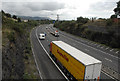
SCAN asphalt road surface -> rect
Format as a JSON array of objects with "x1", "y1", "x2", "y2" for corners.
[{"x1": 30, "y1": 24, "x2": 118, "y2": 81}]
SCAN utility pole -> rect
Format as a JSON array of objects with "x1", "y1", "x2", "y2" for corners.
[
  {"x1": 56, "y1": 14, "x2": 59, "y2": 41},
  {"x1": 57, "y1": 14, "x2": 59, "y2": 21}
]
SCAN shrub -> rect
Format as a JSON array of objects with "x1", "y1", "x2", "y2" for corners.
[
  {"x1": 7, "y1": 31, "x2": 15, "y2": 42},
  {"x1": 12, "y1": 25, "x2": 24, "y2": 34},
  {"x1": 106, "y1": 19, "x2": 113, "y2": 26}
]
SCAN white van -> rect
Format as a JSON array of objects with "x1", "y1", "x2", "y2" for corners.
[{"x1": 39, "y1": 33, "x2": 45, "y2": 40}]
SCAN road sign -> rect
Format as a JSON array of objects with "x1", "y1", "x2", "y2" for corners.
[{"x1": 53, "y1": 21, "x2": 55, "y2": 24}]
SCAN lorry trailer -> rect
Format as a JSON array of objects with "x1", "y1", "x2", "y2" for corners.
[{"x1": 50, "y1": 41, "x2": 102, "y2": 81}]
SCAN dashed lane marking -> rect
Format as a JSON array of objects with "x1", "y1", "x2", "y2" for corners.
[
  {"x1": 105, "y1": 58, "x2": 112, "y2": 62},
  {"x1": 106, "y1": 47, "x2": 109, "y2": 50},
  {"x1": 110, "y1": 49, "x2": 114, "y2": 52},
  {"x1": 73, "y1": 43, "x2": 76, "y2": 46},
  {"x1": 116, "y1": 51, "x2": 119, "y2": 54},
  {"x1": 101, "y1": 46, "x2": 104, "y2": 48},
  {"x1": 97, "y1": 45, "x2": 101, "y2": 47},
  {"x1": 85, "y1": 49, "x2": 89, "y2": 51},
  {"x1": 94, "y1": 43, "x2": 97, "y2": 45}
]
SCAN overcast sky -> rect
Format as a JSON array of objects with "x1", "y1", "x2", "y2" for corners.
[{"x1": 1, "y1": 0, "x2": 119, "y2": 20}]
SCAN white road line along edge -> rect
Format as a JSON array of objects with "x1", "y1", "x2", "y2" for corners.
[
  {"x1": 104, "y1": 58, "x2": 112, "y2": 62},
  {"x1": 35, "y1": 27, "x2": 69, "y2": 81},
  {"x1": 30, "y1": 28, "x2": 43, "y2": 79},
  {"x1": 101, "y1": 71, "x2": 117, "y2": 80}
]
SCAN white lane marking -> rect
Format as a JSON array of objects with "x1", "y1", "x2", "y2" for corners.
[
  {"x1": 30, "y1": 28, "x2": 43, "y2": 79},
  {"x1": 91, "y1": 42, "x2": 94, "y2": 45},
  {"x1": 101, "y1": 71, "x2": 117, "y2": 80},
  {"x1": 73, "y1": 43, "x2": 76, "y2": 46},
  {"x1": 94, "y1": 43, "x2": 97, "y2": 45},
  {"x1": 85, "y1": 49, "x2": 89, "y2": 51},
  {"x1": 88, "y1": 42, "x2": 90, "y2": 44},
  {"x1": 106, "y1": 47, "x2": 109, "y2": 50},
  {"x1": 97, "y1": 45, "x2": 101, "y2": 47},
  {"x1": 105, "y1": 58, "x2": 112, "y2": 62},
  {"x1": 61, "y1": 34, "x2": 120, "y2": 60},
  {"x1": 116, "y1": 51, "x2": 119, "y2": 54},
  {"x1": 110, "y1": 49, "x2": 114, "y2": 52},
  {"x1": 101, "y1": 46, "x2": 104, "y2": 48},
  {"x1": 35, "y1": 27, "x2": 69, "y2": 81}
]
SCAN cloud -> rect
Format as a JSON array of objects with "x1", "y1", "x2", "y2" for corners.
[
  {"x1": 87, "y1": 1, "x2": 117, "y2": 18},
  {"x1": 2, "y1": 0, "x2": 119, "y2": 20},
  {"x1": 25, "y1": 2, "x2": 65, "y2": 11},
  {"x1": 0, "y1": 0, "x2": 2, "y2": 10},
  {"x1": 90, "y1": 2, "x2": 116, "y2": 11},
  {"x1": 2, "y1": 2, "x2": 65, "y2": 17}
]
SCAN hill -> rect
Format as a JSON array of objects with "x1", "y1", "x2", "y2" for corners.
[{"x1": 17, "y1": 16, "x2": 51, "y2": 20}]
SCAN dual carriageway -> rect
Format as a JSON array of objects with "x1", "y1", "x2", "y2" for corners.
[{"x1": 30, "y1": 24, "x2": 120, "y2": 81}]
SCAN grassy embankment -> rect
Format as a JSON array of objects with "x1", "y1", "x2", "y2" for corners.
[{"x1": 2, "y1": 11, "x2": 40, "y2": 79}]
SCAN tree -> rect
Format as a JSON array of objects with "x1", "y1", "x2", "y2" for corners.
[
  {"x1": 12, "y1": 15, "x2": 17, "y2": 19},
  {"x1": 111, "y1": 1, "x2": 120, "y2": 18},
  {"x1": 106, "y1": 19, "x2": 113, "y2": 26},
  {"x1": 5, "y1": 13, "x2": 11, "y2": 18},
  {"x1": 1, "y1": 10, "x2": 5, "y2": 15},
  {"x1": 110, "y1": 14, "x2": 117, "y2": 19},
  {"x1": 77, "y1": 16, "x2": 89, "y2": 24},
  {"x1": 18, "y1": 18, "x2": 21, "y2": 22}
]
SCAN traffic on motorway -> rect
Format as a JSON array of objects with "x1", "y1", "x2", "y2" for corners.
[{"x1": 31, "y1": 24, "x2": 119, "y2": 81}]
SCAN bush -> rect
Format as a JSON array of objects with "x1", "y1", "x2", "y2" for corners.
[
  {"x1": 7, "y1": 31, "x2": 15, "y2": 42},
  {"x1": 77, "y1": 17, "x2": 89, "y2": 24},
  {"x1": 5, "y1": 13, "x2": 11, "y2": 18},
  {"x1": 12, "y1": 25, "x2": 24, "y2": 34},
  {"x1": 18, "y1": 18, "x2": 21, "y2": 22},
  {"x1": 106, "y1": 19, "x2": 113, "y2": 26},
  {"x1": 12, "y1": 15, "x2": 17, "y2": 19}
]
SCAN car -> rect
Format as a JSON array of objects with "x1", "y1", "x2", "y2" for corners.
[
  {"x1": 46, "y1": 27, "x2": 48, "y2": 29},
  {"x1": 39, "y1": 33, "x2": 45, "y2": 40}
]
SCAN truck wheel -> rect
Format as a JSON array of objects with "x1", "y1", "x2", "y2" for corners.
[
  {"x1": 69, "y1": 76, "x2": 74, "y2": 81},
  {"x1": 70, "y1": 77, "x2": 73, "y2": 81},
  {"x1": 53, "y1": 57, "x2": 56, "y2": 62},
  {"x1": 63, "y1": 69, "x2": 67, "y2": 73},
  {"x1": 67, "y1": 72, "x2": 70, "y2": 77}
]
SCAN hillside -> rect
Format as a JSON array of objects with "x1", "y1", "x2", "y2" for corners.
[
  {"x1": 17, "y1": 16, "x2": 51, "y2": 20},
  {"x1": 86, "y1": 19, "x2": 120, "y2": 35},
  {"x1": 54, "y1": 17, "x2": 120, "y2": 48},
  {"x1": 2, "y1": 11, "x2": 40, "y2": 79}
]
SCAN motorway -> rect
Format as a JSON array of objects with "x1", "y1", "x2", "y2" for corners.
[{"x1": 30, "y1": 24, "x2": 119, "y2": 81}]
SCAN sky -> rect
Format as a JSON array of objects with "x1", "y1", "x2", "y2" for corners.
[{"x1": 1, "y1": 0, "x2": 119, "y2": 20}]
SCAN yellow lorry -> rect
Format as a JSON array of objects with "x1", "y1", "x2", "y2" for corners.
[{"x1": 50, "y1": 41, "x2": 102, "y2": 81}]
